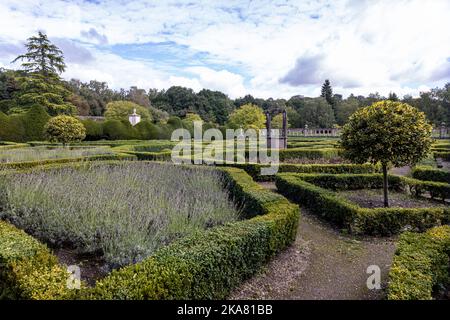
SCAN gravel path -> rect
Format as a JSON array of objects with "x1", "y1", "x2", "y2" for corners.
[{"x1": 229, "y1": 182, "x2": 397, "y2": 300}]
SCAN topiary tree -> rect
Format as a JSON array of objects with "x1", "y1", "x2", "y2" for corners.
[
  {"x1": 44, "y1": 115, "x2": 86, "y2": 145},
  {"x1": 227, "y1": 103, "x2": 266, "y2": 130},
  {"x1": 22, "y1": 104, "x2": 50, "y2": 141},
  {"x1": 81, "y1": 119, "x2": 104, "y2": 141},
  {"x1": 341, "y1": 100, "x2": 433, "y2": 207}
]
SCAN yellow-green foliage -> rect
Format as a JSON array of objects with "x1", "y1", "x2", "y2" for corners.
[
  {"x1": 0, "y1": 220, "x2": 77, "y2": 300},
  {"x1": 0, "y1": 163, "x2": 299, "y2": 300},
  {"x1": 44, "y1": 115, "x2": 86, "y2": 144},
  {"x1": 387, "y1": 225, "x2": 450, "y2": 300},
  {"x1": 341, "y1": 100, "x2": 433, "y2": 167},
  {"x1": 227, "y1": 103, "x2": 266, "y2": 130},
  {"x1": 104, "y1": 101, "x2": 151, "y2": 121}
]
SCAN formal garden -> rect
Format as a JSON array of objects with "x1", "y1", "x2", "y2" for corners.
[{"x1": 1, "y1": 32, "x2": 450, "y2": 302}]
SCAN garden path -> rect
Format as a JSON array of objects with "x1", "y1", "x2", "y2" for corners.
[{"x1": 229, "y1": 182, "x2": 397, "y2": 300}]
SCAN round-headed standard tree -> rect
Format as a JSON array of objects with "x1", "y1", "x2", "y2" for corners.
[
  {"x1": 44, "y1": 115, "x2": 86, "y2": 145},
  {"x1": 340, "y1": 100, "x2": 432, "y2": 207}
]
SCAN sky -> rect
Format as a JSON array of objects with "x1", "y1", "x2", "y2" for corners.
[{"x1": 0, "y1": 0, "x2": 449, "y2": 99}]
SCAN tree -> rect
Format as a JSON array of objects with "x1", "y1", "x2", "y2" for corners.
[
  {"x1": 271, "y1": 113, "x2": 290, "y2": 129},
  {"x1": 12, "y1": 31, "x2": 65, "y2": 78},
  {"x1": 44, "y1": 115, "x2": 86, "y2": 145},
  {"x1": 321, "y1": 79, "x2": 334, "y2": 106},
  {"x1": 104, "y1": 101, "x2": 151, "y2": 121},
  {"x1": 388, "y1": 92, "x2": 399, "y2": 101},
  {"x1": 341, "y1": 100, "x2": 432, "y2": 207},
  {"x1": 11, "y1": 32, "x2": 76, "y2": 115},
  {"x1": 14, "y1": 73, "x2": 77, "y2": 115},
  {"x1": 127, "y1": 86, "x2": 150, "y2": 107},
  {"x1": 298, "y1": 97, "x2": 336, "y2": 128},
  {"x1": 335, "y1": 97, "x2": 360, "y2": 125},
  {"x1": 148, "y1": 106, "x2": 169, "y2": 123},
  {"x1": 227, "y1": 103, "x2": 266, "y2": 130},
  {"x1": 286, "y1": 107, "x2": 302, "y2": 128}
]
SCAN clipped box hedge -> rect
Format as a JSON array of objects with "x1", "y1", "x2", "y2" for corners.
[
  {"x1": 83, "y1": 166, "x2": 299, "y2": 299},
  {"x1": 275, "y1": 173, "x2": 450, "y2": 235},
  {"x1": 222, "y1": 163, "x2": 379, "y2": 181},
  {"x1": 387, "y1": 225, "x2": 450, "y2": 300},
  {"x1": 0, "y1": 220, "x2": 76, "y2": 300},
  {"x1": 0, "y1": 162, "x2": 299, "y2": 299},
  {"x1": 434, "y1": 151, "x2": 450, "y2": 161},
  {"x1": 0, "y1": 153, "x2": 136, "y2": 171},
  {"x1": 279, "y1": 147, "x2": 342, "y2": 161},
  {"x1": 412, "y1": 166, "x2": 450, "y2": 183}
]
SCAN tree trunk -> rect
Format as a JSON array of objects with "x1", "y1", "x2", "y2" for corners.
[{"x1": 382, "y1": 164, "x2": 389, "y2": 208}]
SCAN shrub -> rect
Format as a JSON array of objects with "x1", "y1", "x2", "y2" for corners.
[
  {"x1": 434, "y1": 151, "x2": 450, "y2": 161},
  {"x1": 387, "y1": 225, "x2": 450, "y2": 300},
  {"x1": 81, "y1": 119, "x2": 104, "y2": 141},
  {"x1": 135, "y1": 120, "x2": 159, "y2": 140},
  {"x1": 275, "y1": 173, "x2": 449, "y2": 235},
  {"x1": 82, "y1": 166, "x2": 299, "y2": 299},
  {"x1": 0, "y1": 163, "x2": 299, "y2": 299},
  {"x1": 0, "y1": 162, "x2": 239, "y2": 267},
  {"x1": 0, "y1": 112, "x2": 26, "y2": 142},
  {"x1": 288, "y1": 173, "x2": 404, "y2": 191},
  {"x1": 104, "y1": 101, "x2": 151, "y2": 121},
  {"x1": 22, "y1": 104, "x2": 50, "y2": 141},
  {"x1": 279, "y1": 148, "x2": 341, "y2": 161},
  {"x1": 226, "y1": 163, "x2": 379, "y2": 181},
  {"x1": 412, "y1": 166, "x2": 450, "y2": 183},
  {"x1": 167, "y1": 116, "x2": 184, "y2": 129},
  {"x1": 0, "y1": 220, "x2": 75, "y2": 299},
  {"x1": 102, "y1": 120, "x2": 129, "y2": 140},
  {"x1": 44, "y1": 116, "x2": 86, "y2": 145}
]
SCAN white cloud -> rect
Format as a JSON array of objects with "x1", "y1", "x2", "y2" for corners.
[{"x1": 0, "y1": 0, "x2": 449, "y2": 99}]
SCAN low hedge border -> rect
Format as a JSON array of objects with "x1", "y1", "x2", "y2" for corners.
[
  {"x1": 220, "y1": 163, "x2": 380, "y2": 181},
  {"x1": 0, "y1": 153, "x2": 136, "y2": 171},
  {"x1": 83, "y1": 165, "x2": 299, "y2": 299},
  {"x1": 0, "y1": 143, "x2": 29, "y2": 150},
  {"x1": 434, "y1": 151, "x2": 450, "y2": 161},
  {"x1": 412, "y1": 166, "x2": 450, "y2": 184},
  {"x1": 0, "y1": 220, "x2": 77, "y2": 300},
  {"x1": 279, "y1": 147, "x2": 342, "y2": 161},
  {"x1": 387, "y1": 225, "x2": 450, "y2": 300},
  {"x1": 0, "y1": 162, "x2": 299, "y2": 299},
  {"x1": 275, "y1": 173, "x2": 450, "y2": 235}
]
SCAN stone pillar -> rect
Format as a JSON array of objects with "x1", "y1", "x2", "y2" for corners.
[
  {"x1": 265, "y1": 111, "x2": 271, "y2": 147},
  {"x1": 282, "y1": 110, "x2": 287, "y2": 149}
]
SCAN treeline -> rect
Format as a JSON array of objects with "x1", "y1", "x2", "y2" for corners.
[
  {"x1": 1, "y1": 31, "x2": 449, "y2": 143},
  {"x1": 2, "y1": 65, "x2": 449, "y2": 129}
]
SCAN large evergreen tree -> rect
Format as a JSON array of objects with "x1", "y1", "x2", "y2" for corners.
[
  {"x1": 12, "y1": 31, "x2": 66, "y2": 78},
  {"x1": 321, "y1": 79, "x2": 334, "y2": 106},
  {"x1": 10, "y1": 32, "x2": 75, "y2": 115}
]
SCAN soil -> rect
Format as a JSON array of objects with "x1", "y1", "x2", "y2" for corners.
[
  {"x1": 229, "y1": 183, "x2": 397, "y2": 300},
  {"x1": 337, "y1": 189, "x2": 449, "y2": 208},
  {"x1": 389, "y1": 166, "x2": 411, "y2": 176},
  {"x1": 53, "y1": 248, "x2": 109, "y2": 286}
]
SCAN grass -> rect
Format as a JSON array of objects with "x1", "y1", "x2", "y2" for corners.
[
  {"x1": 0, "y1": 146, "x2": 114, "y2": 163},
  {"x1": 0, "y1": 162, "x2": 240, "y2": 268}
]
